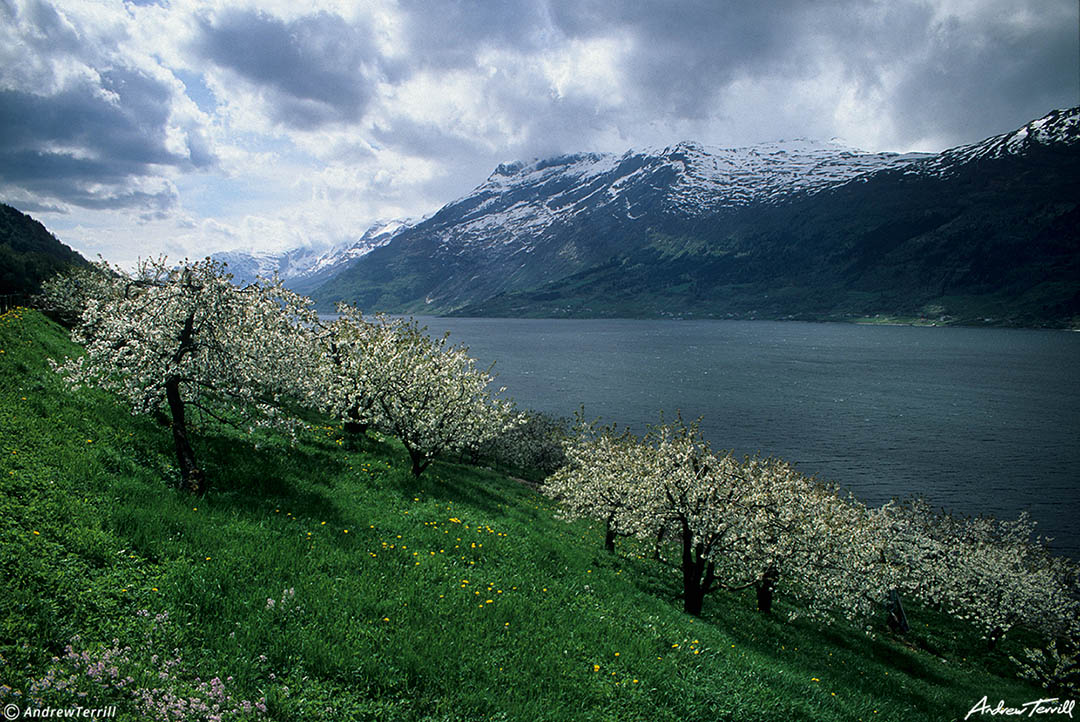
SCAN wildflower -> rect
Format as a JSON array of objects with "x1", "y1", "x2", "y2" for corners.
[{"x1": 593, "y1": 664, "x2": 600, "y2": 672}]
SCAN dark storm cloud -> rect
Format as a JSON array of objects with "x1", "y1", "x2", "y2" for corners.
[
  {"x1": 394, "y1": 0, "x2": 554, "y2": 70},
  {"x1": 0, "y1": 67, "x2": 210, "y2": 211},
  {"x1": 549, "y1": 1, "x2": 812, "y2": 119},
  {"x1": 384, "y1": 0, "x2": 1077, "y2": 152},
  {"x1": 545, "y1": 0, "x2": 1078, "y2": 141},
  {"x1": 193, "y1": 8, "x2": 383, "y2": 129},
  {"x1": 885, "y1": 6, "x2": 1079, "y2": 143}
]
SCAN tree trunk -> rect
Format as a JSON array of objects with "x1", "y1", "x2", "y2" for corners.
[
  {"x1": 682, "y1": 556, "x2": 714, "y2": 616},
  {"x1": 886, "y1": 589, "x2": 910, "y2": 633},
  {"x1": 756, "y1": 565, "x2": 780, "y2": 614},
  {"x1": 407, "y1": 446, "x2": 429, "y2": 477},
  {"x1": 343, "y1": 402, "x2": 368, "y2": 435},
  {"x1": 684, "y1": 585, "x2": 705, "y2": 616},
  {"x1": 604, "y1": 512, "x2": 617, "y2": 553},
  {"x1": 166, "y1": 375, "x2": 205, "y2": 495},
  {"x1": 680, "y1": 524, "x2": 712, "y2": 616}
]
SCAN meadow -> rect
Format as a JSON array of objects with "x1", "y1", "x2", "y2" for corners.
[{"x1": 0, "y1": 308, "x2": 1052, "y2": 721}]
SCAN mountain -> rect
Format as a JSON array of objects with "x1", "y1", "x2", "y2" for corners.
[
  {"x1": 213, "y1": 218, "x2": 408, "y2": 295},
  {"x1": 312, "y1": 108, "x2": 1080, "y2": 327},
  {"x1": 0, "y1": 203, "x2": 88, "y2": 297}
]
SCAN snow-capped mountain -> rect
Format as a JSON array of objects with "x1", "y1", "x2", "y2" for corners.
[
  {"x1": 313, "y1": 107, "x2": 1080, "y2": 326},
  {"x1": 413, "y1": 139, "x2": 930, "y2": 256},
  {"x1": 905, "y1": 106, "x2": 1080, "y2": 178},
  {"x1": 212, "y1": 218, "x2": 409, "y2": 294}
]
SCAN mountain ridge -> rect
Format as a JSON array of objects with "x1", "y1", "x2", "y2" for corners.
[
  {"x1": 0, "y1": 202, "x2": 89, "y2": 298},
  {"x1": 298, "y1": 107, "x2": 1080, "y2": 326}
]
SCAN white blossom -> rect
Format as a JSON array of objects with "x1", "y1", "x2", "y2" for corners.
[{"x1": 53, "y1": 257, "x2": 320, "y2": 493}]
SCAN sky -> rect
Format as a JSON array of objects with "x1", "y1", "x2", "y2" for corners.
[{"x1": 1, "y1": 0, "x2": 1078, "y2": 265}]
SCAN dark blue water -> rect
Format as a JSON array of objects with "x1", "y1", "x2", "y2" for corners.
[{"x1": 411, "y1": 317, "x2": 1080, "y2": 558}]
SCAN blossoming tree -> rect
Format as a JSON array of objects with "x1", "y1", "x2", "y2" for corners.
[
  {"x1": 313, "y1": 304, "x2": 381, "y2": 436},
  {"x1": 878, "y1": 501, "x2": 1078, "y2": 648},
  {"x1": 321, "y1": 308, "x2": 521, "y2": 477},
  {"x1": 54, "y1": 257, "x2": 319, "y2": 494},
  {"x1": 542, "y1": 417, "x2": 650, "y2": 553},
  {"x1": 545, "y1": 414, "x2": 890, "y2": 621}
]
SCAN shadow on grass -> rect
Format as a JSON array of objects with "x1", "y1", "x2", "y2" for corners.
[{"x1": 191, "y1": 429, "x2": 355, "y2": 527}]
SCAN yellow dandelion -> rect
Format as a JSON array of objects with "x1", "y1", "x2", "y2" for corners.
[{"x1": 593, "y1": 664, "x2": 600, "y2": 672}]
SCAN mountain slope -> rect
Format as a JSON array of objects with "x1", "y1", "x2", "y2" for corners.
[
  {"x1": 313, "y1": 108, "x2": 1080, "y2": 326},
  {"x1": 0, "y1": 203, "x2": 88, "y2": 297},
  {"x1": 213, "y1": 218, "x2": 408, "y2": 295}
]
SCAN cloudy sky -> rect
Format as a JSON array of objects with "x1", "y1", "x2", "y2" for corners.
[{"x1": 1, "y1": 0, "x2": 1077, "y2": 265}]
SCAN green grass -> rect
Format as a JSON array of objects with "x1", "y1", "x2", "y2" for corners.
[{"x1": 0, "y1": 308, "x2": 1049, "y2": 720}]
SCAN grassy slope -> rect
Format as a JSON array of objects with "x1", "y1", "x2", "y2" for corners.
[{"x1": 0, "y1": 309, "x2": 1046, "y2": 721}]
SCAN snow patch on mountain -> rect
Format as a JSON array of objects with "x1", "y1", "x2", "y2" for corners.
[
  {"x1": 418, "y1": 137, "x2": 935, "y2": 257},
  {"x1": 213, "y1": 217, "x2": 410, "y2": 290},
  {"x1": 906, "y1": 107, "x2": 1080, "y2": 177}
]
